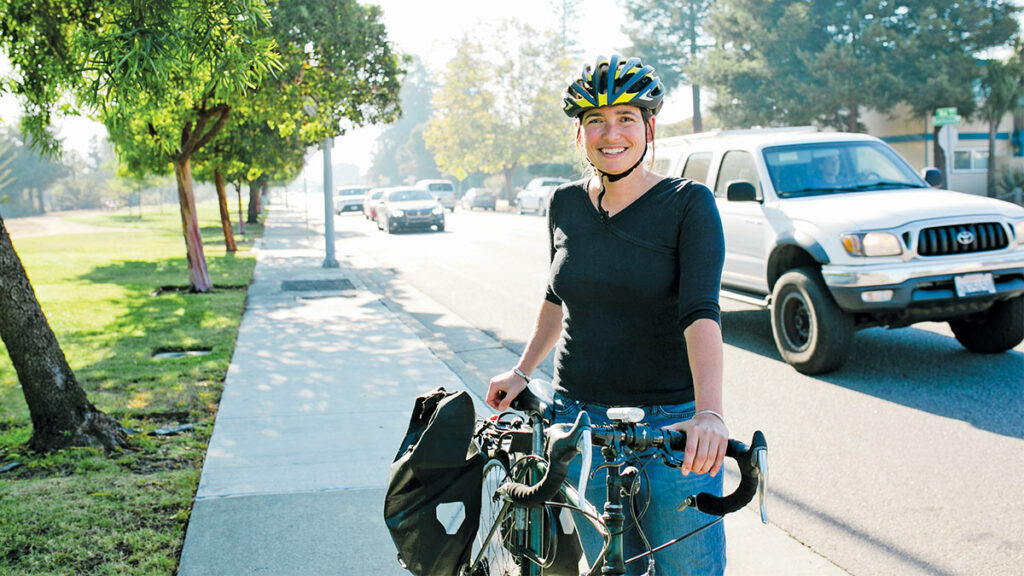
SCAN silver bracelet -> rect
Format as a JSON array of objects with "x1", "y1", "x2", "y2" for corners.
[
  {"x1": 512, "y1": 368, "x2": 531, "y2": 383},
  {"x1": 693, "y1": 409, "x2": 725, "y2": 425}
]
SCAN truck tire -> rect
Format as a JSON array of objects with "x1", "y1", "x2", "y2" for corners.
[
  {"x1": 771, "y1": 268, "x2": 854, "y2": 374},
  {"x1": 949, "y1": 294, "x2": 1024, "y2": 353}
]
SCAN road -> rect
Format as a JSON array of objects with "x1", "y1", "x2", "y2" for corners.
[{"x1": 327, "y1": 202, "x2": 1023, "y2": 576}]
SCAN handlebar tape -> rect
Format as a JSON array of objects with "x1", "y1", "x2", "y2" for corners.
[
  {"x1": 499, "y1": 414, "x2": 589, "y2": 507},
  {"x1": 670, "y1": 430, "x2": 767, "y2": 517},
  {"x1": 499, "y1": 458, "x2": 570, "y2": 507}
]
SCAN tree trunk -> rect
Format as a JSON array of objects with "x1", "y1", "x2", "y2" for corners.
[
  {"x1": 987, "y1": 121, "x2": 998, "y2": 198},
  {"x1": 0, "y1": 216, "x2": 127, "y2": 452},
  {"x1": 214, "y1": 170, "x2": 237, "y2": 252},
  {"x1": 503, "y1": 169, "x2": 516, "y2": 202},
  {"x1": 933, "y1": 125, "x2": 948, "y2": 188},
  {"x1": 235, "y1": 181, "x2": 245, "y2": 235},
  {"x1": 247, "y1": 179, "x2": 260, "y2": 224},
  {"x1": 689, "y1": 13, "x2": 702, "y2": 134},
  {"x1": 692, "y1": 84, "x2": 703, "y2": 133},
  {"x1": 171, "y1": 157, "x2": 213, "y2": 292}
]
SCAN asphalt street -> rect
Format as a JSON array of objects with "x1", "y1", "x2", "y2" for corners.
[{"x1": 323, "y1": 196, "x2": 1023, "y2": 576}]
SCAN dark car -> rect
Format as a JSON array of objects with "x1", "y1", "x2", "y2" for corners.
[
  {"x1": 376, "y1": 187, "x2": 446, "y2": 233},
  {"x1": 461, "y1": 187, "x2": 496, "y2": 211}
]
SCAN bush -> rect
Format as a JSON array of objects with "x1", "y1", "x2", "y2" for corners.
[{"x1": 995, "y1": 165, "x2": 1024, "y2": 205}]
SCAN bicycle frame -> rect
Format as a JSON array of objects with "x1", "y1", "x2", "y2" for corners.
[{"x1": 467, "y1": 403, "x2": 767, "y2": 576}]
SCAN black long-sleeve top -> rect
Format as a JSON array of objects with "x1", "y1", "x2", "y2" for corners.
[{"x1": 545, "y1": 177, "x2": 725, "y2": 406}]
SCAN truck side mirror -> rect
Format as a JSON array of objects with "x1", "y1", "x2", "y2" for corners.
[
  {"x1": 727, "y1": 181, "x2": 759, "y2": 202},
  {"x1": 921, "y1": 168, "x2": 943, "y2": 188}
]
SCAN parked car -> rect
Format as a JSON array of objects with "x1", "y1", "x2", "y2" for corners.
[
  {"x1": 335, "y1": 185, "x2": 370, "y2": 214},
  {"x1": 461, "y1": 187, "x2": 497, "y2": 211},
  {"x1": 363, "y1": 188, "x2": 388, "y2": 220},
  {"x1": 376, "y1": 187, "x2": 446, "y2": 233},
  {"x1": 517, "y1": 177, "x2": 569, "y2": 215},
  {"x1": 415, "y1": 179, "x2": 457, "y2": 212},
  {"x1": 654, "y1": 128, "x2": 1024, "y2": 374}
]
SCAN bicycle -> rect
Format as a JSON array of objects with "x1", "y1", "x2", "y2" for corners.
[{"x1": 460, "y1": 381, "x2": 768, "y2": 576}]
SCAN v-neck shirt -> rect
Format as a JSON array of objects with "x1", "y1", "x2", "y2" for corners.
[{"x1": 544, "y1": 177, "x2": 725, "y2": 406}]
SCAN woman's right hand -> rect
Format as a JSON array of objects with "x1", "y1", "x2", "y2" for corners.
[{"x1": 486, "y1": 370, "x2": 529, "y2": 411}]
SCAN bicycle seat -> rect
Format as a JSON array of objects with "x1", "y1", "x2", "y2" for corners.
[{"x1": 509, "y1": 379, "x2": 554, "y2": 420}]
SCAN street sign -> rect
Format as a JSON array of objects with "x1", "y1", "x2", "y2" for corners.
[
  {"x1": 452, "y1": 167, "x2": 468, "y2": 181},
  {"x1": 934, "y1": 107, "x2": 961, "y2": 126}
]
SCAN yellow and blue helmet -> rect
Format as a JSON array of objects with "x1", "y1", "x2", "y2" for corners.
[{"x1": 562, "y1": 54, "x2": 665, "y2": 118}]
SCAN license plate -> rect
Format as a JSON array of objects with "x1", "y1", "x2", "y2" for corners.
[{"x1": 954, "y1": 273, "x2": 996, "y2": 297}]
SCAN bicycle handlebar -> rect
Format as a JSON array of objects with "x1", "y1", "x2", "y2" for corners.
[{"x1": 498, "y1": 410, "x2": 768, "y2": 518}]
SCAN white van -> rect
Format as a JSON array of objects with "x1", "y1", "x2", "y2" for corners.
[{"x1": 415, "y1": 179, "x2": 457, "y2": 212}]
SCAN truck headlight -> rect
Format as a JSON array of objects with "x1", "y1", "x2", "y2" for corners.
[{"x1": 842, "y1": 232, "x2": 902, "y2": 256}]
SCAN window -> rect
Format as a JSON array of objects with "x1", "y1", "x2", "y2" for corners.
[
  {"x1": 714, "y1": 151, "x2": 761, "y2": 200},
  {"x1": 681, "y1": 152, "x2": 712, "y2": 183},
  {"x1": 953, "y1": 149, "x2": 988, "y2": 172}
]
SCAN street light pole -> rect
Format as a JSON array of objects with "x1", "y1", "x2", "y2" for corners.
[{"x1": 321, "y1": 137, "x2": 339, "y2": 268}]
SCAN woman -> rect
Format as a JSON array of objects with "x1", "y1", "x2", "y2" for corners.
[{"x1": 486, "y1": 54, "x2": 729, "y2": 575}]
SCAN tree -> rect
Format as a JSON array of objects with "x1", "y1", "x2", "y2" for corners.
[
  {"x1": 699, "y1": 0, "x2": 911, "y2": 131},
  {"x1": 0, "y1": 127, "x2": 66, "y2": 217},
  {"x1": 370, "y1": 57, "x2": 438, "y2": 185},
  {"x1": 895, "y1": 1, "x2": 1019, "y2": 184},
  {"x1": 0, "y1": 204, "x2": 127, "y2": 452},
  {"x1": 424, "y1": 24, "x2": 573, "y2": 200},
  {"x1": 267, "y1": 1, "x2": 404, "y2": 147},
  {"x1": 624, "y1": 0, "x2": 713, "y2": 132},
  {"x1": 1, "y1": 0, "x2": 280, "y2": 292},
  {"x1": 978, "y1": 47, "x2": 1024, "y2": 197}
]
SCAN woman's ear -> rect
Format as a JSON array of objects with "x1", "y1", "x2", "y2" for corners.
[{"x1": 647, "y1": 116, "x2": 656, "y2": 141}]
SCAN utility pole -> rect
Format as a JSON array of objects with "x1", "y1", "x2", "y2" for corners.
[{"x1": 322, "y1": 138, "x2": 338, "y2": 268}]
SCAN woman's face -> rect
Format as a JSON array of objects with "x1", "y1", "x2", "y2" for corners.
[{"x1": 579, "y1": 105, "x2": 652, "y2": 175}]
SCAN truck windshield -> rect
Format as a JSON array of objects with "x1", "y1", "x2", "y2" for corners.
[{"x1": 764, "y1": 141, "x2": 927, "y2": 198}]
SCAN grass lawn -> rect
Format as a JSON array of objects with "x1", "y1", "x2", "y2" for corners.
[{"x1": 0, "y1": 203, "x2": 263, "y2": 575}]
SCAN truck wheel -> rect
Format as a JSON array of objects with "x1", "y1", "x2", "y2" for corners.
[
  {"x1": 949, "y1": 295, "x2": 1024, "y2": 353},
  {"x1": 771, "y1": 268, "x2": 854, "y2": 374}
]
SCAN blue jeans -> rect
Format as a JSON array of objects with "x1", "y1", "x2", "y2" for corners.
[{"x1": 553, "y1": 394, "x2": 726, "y2": 576}]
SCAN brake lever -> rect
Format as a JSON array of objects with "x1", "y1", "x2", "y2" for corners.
[
  {"x1": 578, "y1": 428, "x2": 592, "y2": 510},
  {"x1": 755, "y1": 444, "x2": 769, "y2": 524}
]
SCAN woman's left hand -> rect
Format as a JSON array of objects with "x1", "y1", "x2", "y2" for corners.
[{"x1": 665, "y1": 413, "x2": 728, "y2": 477}]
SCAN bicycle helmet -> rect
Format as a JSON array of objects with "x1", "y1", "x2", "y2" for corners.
[{"x1": 562, "y1": 54, "x2": 665, "y2": 119}]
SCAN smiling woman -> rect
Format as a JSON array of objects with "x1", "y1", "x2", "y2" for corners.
[{"x1": 487, "y1": 54, "x2": 730, "y2": 576}]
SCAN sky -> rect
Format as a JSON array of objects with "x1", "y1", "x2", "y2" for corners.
[{"x1": 0, "y1": 0, "x2": 692, "y2": 183}]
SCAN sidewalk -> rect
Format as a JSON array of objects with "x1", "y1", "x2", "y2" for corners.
[{"x1": 177, "y1": 201, "x2": 847, "y2": 575}]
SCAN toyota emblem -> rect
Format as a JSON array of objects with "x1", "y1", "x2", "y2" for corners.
[{"x1": 956, "y1": 230, "x2": 975, "y2": 245}]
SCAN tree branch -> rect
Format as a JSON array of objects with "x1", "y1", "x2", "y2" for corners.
[{"x1": 188, "y1": 104, "x2": 231, "y2": 155}]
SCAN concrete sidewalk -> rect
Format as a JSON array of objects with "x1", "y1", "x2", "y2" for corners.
[{"x1": 177, "y1": 200, "x2": 847, "y2": 575}]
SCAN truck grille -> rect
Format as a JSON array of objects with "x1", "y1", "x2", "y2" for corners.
[{"x1": 917, "y1": 223, "x2": 1009, "y2": 256}]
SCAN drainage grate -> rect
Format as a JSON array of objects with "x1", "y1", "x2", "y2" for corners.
[{"x1": 281, "y1": 278, "x2": 355, "y2": 292}]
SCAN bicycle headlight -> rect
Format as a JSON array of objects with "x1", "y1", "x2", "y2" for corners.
[{"x1": 842, "y1": 232, "x2": 902, "y2": 256}]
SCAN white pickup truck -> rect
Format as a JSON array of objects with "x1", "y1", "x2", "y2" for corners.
[{"x1": 654, "y1": 129, "x2": 1024, "y2": 374}]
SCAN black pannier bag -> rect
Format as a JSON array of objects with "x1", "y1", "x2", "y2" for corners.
[{"x1": 385, "y1": 387, "x2": 484, "y2": 575}]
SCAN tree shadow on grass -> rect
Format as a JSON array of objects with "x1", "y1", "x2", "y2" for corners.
[{"x1": 70, "y1": 257, "x2": 252, "y2": 417}]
